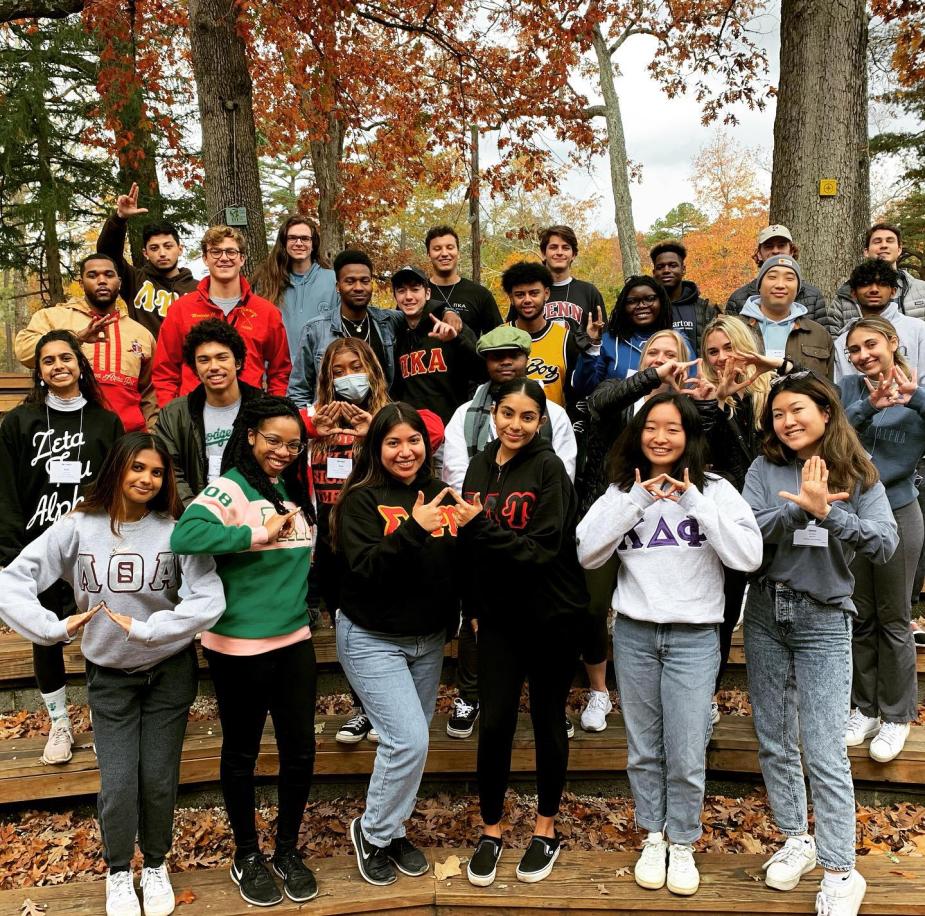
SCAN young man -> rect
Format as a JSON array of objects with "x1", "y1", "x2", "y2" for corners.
[
  {"x1": 738, "y1": 254, "x2": 834, "y2": 377},
  {"x1": 96, "y1": 183, "x2": 197, "y2": 337},
  {"x1": 539, "y1": 225, "x2": 607, "y2": 332},
  {"x1": 504, "y1": 261, "x2": 581, "y2": 410},
  {"x1": 426, "y1": 225, "x2": 503, "y2": 336},
  {"x1": 154, "y1": 319, "x2": 262, "y2": 505},
  {"x1": 834, "y1": 260, "x2": 925, "y2": 383},
  {"x1": 650, "y1": 241, "x2": 717, "y2": 356},
  {"x1": 726, "y1": 225, "x2": 832, "y2": 332},
  {"x1": 390, "y1": 265, "x2": 483, "y2": 424},
  {"x1": 15, "y1": 254, "x2": 157, "y2": 432},
  {"x1": 441, "y1": 324, "x2": 578, "y2": 740},
  {"x1": 830, "y1": 223, "x2": 925, "y2": 332},
  {"x1": 152, "y1": 226, "x2": 291, "y2": 406}
]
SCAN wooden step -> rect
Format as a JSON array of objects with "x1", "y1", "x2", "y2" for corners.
[
  {"x1": 2, "y1": 849, "x2": 923, "y2": 914},
  {"x1": 2, "y1": 713, "x2": 923, "y2": 805}
]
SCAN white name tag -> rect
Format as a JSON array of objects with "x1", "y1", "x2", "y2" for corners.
[
  {"x1": 767, "y1": 349, "x2": 786, "y2": 361},
  {"x1": 48, "y1": 460, "x2": 82, "y2": 485},
  {"x1": 793, "y1": 523, "x2": 828, "y2": 547},
  {"x1": 327, "y1": 457, "x2": 353, "y2": 479},
  {"x1": 208, "y1": 454, "x2": 223, "y2": 480}
]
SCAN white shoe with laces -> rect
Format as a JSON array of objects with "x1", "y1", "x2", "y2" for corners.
[
  {"x1": 42, "y1": 720, "x2": 74, "y2": 765},
  {"x1": 710, "y1": 701, "x2": 720, "y2": 725},
  {"x1": 141, "y1": 864, "x2": 176, "y2": 916},
  {"x1": 580, "y1": 690, "x2": 613, "y2": 732},
  {"x1": 845, "y1": 708, "x2": 880, "y2": 746},
  {"x1": 106, "y1": 870, "x2": 141, "y2": 916},
  {"x1": 869, "y1": 721, "x2": 910, "y2": 763},
  {"x1": 815, "y1": 869, "x2": 866, "y2": 916},
  {"x1": 666, "y1": 843, "x2": 699, "y2": 895},
  {"x1": 633, "y1": 832, "x2": 667, "y2": 890},
  {"x1": 763, "y1": 835, "x2": 817, "y2": 890}
]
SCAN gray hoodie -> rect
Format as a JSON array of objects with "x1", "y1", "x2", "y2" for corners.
[
  {"x1": 740, "y1": 297, "x2": 807, "y2": 356},
  {"x1": 0, "y1": 511, "x2": 224, "y2": 671}
]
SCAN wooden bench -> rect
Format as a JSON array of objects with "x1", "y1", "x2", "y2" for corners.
[
  {"x1": 0, "y1": 372, "x2": 28, "y2": 416},
  {"x1": 2, "y1": 713, "x2": 923, "y2": 805},
  {"x1": 1, "y1": 849, "x2": 923, "y2": 914}
]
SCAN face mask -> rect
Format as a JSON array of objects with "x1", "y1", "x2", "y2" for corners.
[{"x1": 334, "y1": 373, "x2": 370, "y2": 403}]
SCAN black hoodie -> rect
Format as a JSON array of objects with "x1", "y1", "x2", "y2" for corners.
[
  {"x1": 459, "y1": 436, "x2": 589, "y2": 623},
  {"x1": 670, "y1": 280, "x2": 717, "y2": 357}
]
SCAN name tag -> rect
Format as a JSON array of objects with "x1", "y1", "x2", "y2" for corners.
[
  {"x1": 48, "y1": 461, "x2": 82, "y2": 485},
  {"x1": 767, "y1": 349, "x2": 786, "y2": 361},
  {"x1": 208, "y1": 454, "x2": 223, "y2": 480},
  {"x1": 327, "y1": 457, "x2": 353, "y2": 479},
  {"x1": 793, "y1": 523, "x2": 828, "y2": 547}
]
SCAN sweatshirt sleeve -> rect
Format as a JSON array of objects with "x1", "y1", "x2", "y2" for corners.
[
  {"x1": 264, "y1": 310, "x2": 292, "y2": 396},
  {"x1": 170, "y1": 479, "x2": 263, "y2": 555},
  {"x1": 125, "y1": 553, "x2": 226, "y2": 646},
  {"x1": 153, "y1": 406, "x2": 195, "y2": 507},
  {"x1": 152, "y1": 308, "x2": 185, "y2": 407},
  {"x1": 677, "y1": 479, "x2": 763, "y2": 573},
  {"x1": 549, "y1": 404, "x2": 577, "y2": 481},
  {"x1": 96, "y1": 216, "x2": 141, "y2": 309},
  {"x1": 818, "y1": 480, "x2": 899, "y2": 564},
  {"x1": 576, "y1": 483, "x2": 654, "y2": 569},
  {"x1": 14, "y1": 308, "x2": 57, "y2": 369},
  {"x1": 440, "y1": 405, "x2": 469, "y2": 492},
  {"x1": 742, "y1": 458, "x2": 813, "y2": 543},
  {"x1": 0, "y1": 414, "x2": 25, "y2": 565}
]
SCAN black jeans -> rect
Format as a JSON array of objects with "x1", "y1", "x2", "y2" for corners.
[
  {"x1": 476, "y1": 614, "x2": 580, "y2": 825},
  {"x1": 33, "y1": 580, "x2": 75, "y2": 693},
  {"x1": 715, "y1": 567, "x2": 748, "y2": 694},
  {"x1": 205, "y1": 639, "x2": 318, "y2": 858}
]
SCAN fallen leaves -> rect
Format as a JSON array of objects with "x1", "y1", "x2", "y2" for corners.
[
  {"x1": 174, "y1": 888, "x2": 197, "y2": 905},
  {"x1": 434, "y1": 855, "x2": 461, "y2": 880},
  {"x1": 20, "y1": 900, "x2": 46, "y2": 916},
  {"x1": 596, "y1": 882, "x2": 610, "y2": 895},
  {"x1": 614, "y1": 866, "x2": 631, "y2": 878}
]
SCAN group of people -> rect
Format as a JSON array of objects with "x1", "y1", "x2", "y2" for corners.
[{"x1": 0, "y1": 188, "x2": 922, "y2": 916}]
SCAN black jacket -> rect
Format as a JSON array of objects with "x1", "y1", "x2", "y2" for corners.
[
  {"x1": 672, "y1": 281, "x2": 718, "y2": 356},
  {"x1": 460, "y1": 436, "x2": 588, "y2": 623},
  {"x1": 695, "y1": 395, "x2": 759, "y2": 492}
]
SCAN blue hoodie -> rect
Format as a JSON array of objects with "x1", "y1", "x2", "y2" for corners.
[
  {"x1": 279, "y1": 264, "x2": 338, "y2": 362},
  {"x1": 740, "y1": 296, "x2": 807, "y2": 357}
]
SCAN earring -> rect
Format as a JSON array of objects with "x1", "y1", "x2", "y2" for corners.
[{"x1": 39, "y1": 379, "x2": 46, "y2": 387}]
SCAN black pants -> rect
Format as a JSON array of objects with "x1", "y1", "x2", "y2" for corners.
[
  {"x1": 476, "y1": 615, "x2": 580, "y2": 825},
  {"x1": 579, "y1": 556, "x2": 619, "y2": 666},
  {"x1": 33, "y1": 580, "x2": 75, "y2": 693},
  {"x1": 715, "y1": 567, "x2": 748, "y2": 694},
  {"x1": 205, "y1": 639, "x2": 318, "y2": 858},
  {"x1": 456, "y1": 615, "x2": 478, "y2": 703}
]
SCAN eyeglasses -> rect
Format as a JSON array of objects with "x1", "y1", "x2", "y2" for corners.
[
  {"x1": 256, "y1": 430, "x2": 305, "y2": 455},
  {"x1": 207, "y1": 247, "x2": 241, "y2": 260},
  {"x1": 286, "y1": 235, "x2": 312, "y2": 244},
  {"x1": 626, "y1": 294, "x2": 659, "y2": 307}
]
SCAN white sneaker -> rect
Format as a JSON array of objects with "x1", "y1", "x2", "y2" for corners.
[
  {"x1": 845, "y1": 708, "x2": 880, "y2": 746},
  {"x1": 41, "y1": 720, "x2": 74, "y2": 765},
  {"x1": 141, "y1": 864, "x2": 175, "y2": 916},
  {"x1": 815, "y1": 870, "x2": 867, "y2": 916},
  {"x1": 763, "y1": 836, "x2": 817, "y2": 890},
  {"x1": 869, "y1": 721, "x2": 910, "y2": 763},
  {"x1": 710, "y1": 701, "x2": 720, "y2": 725},
  {"x1": 106, "y1": 870, "x2": 141, "y2": 916},
  {"x1": 580, "y1": 690, "x2": 612, "y2": 732},
  {"x1": 666, "y1": 843, "x2": 699, "y2": 895},
  {"x1": 634, "y1": 832, "x2": 667, "y2": 890}
]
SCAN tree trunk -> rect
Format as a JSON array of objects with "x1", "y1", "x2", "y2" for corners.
[
  {"x1": 187, "y1": 0, "x2": 267, "y2": 269},
  {"x1": 34, "y1": 103, "x2": 64, "y2": 304},
  {"x1": 770, "y1": 0, "x2": 869, "y2": 299},
  {"x1": 309, "y1": 114, "x2": 346, "y2": 264},
  {"x1": 469, "y1": 124, "x2": 481, "y2": 284},
  {"x1": 592, "y1": 24, "x2": 640, "y2": 278}
]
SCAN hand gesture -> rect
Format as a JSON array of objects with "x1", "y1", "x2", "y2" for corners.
[
  {"x1": 658, "y1": 358, "x2": 698, "y2": 391},
  {"x1": 411, "y1": 488, "x2": 452, "y2": 532},
  {"x1": 440, "y1": 309, "x2": 463, "y2": 333},
  {"x1": 660, "y1": 468, "x2": 691, "y2": 501},
  {"x1": 76, "y1": 312, "x2": 115, "y2": 344},
  {"x1": 715, "y1": 357, "x2": 754, "y2": 400},
  {"x1": 681, "y1": 362, "x2": 717, "y2": 400},
  {"x1": 778, "y1": 455, "x2": 850, "y2": 520},
  {"x1": 635, "y1": 469, "x2": 669, "y2": 500},
  {"x1": 265, "y1": 508, "x2": 301, "y2": 542},
  {"x1": 586, "y1": 306, "x2": 605, "y2": 343},
  {"x1": 730, "y1": 348, "x2": 781, "y2": 374},
  {"x1": 65, "y1": 601, "x2": 104, "y2": 637},
  {"x1": 449, "y1": 489, "x2": 483, "y2": 527},
  {"x1": 116, "y1": 182, "x2": 149, "y2": 220},
  {"x1": 892, "y1": 365, "x2": 917, "y2": 401},
  {"x1": 313, "y1": 402, "x2": 351, "y2": 437},
  {"x1": 864, "y1": 371, "x2": 901, "y2": 410},
  {"x1": 340, "y1": 402, "x2": 372, "y2": 436},
  {"x1": 105, "y1": 605, "x2": 134, "y2": 635},
  {"x1": 428, "y1": 313, "x2": 458, "y2": 342}
]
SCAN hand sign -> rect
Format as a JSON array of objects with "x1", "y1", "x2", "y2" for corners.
[
  {"x1": 265, "y1": 508, "x2": 301, "y2": 542},
  {"x1": 116, "y1": 182, "x2": 149, "y2": 220},
  {"x1": 428, "y1": 313, "x2": 458, "y2": 341},
  {"x1": 313, "y1": 403, "x2": 352, "y2": 437},
  {"x1": 65, "y1": 601, "x2": 104, "y2": 637},
  {"x1": 715, "y1": 358, "x2": 753, "y2": 400},
  {"x1": 105, "y1": 604, "x2": 134, "y2": 635},
  {"x1": 411, "y1": 488, "x2": 452, "y2": 532},
  {"x1": 864, "y1": 371, "x2": 901, "y2": 410},
  {"x1": 449, "y1": 489, "x2": 482, "y2": 527},
  {"x1": 586, "y1": 306, "x2": 605, "y2": 343},
  {"x1": 778, "y1": 455, "x2": 850, "y2": 519}
]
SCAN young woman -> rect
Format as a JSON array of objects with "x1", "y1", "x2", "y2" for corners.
[
  {"x1": 743, "y1": 373, "x2": 898, "y2": 916},
  {"x1": 0, "y1": 329, "x2": 123, "y2": 766},
  {"x1": 577, "y1": 393, "x2": 762, "y2": 898},
  {"x1": 572, "y1": 275, "x2": 673, "y2": 396},
  {"x1": 458, "y1": 379, "x2": 588, "y2": 887},
  {"x1": 839, "y1": 317, "x2": 923, "y2": 761},
  {"x1": 171, "y1": 396, "x2": 318, "y2": 907},
  {"x1": 330, "y1": 403, "x2": 469, "y2": 888},
  {"x1": 0, "y1": 433, "x2": 223, "y2": 916}
]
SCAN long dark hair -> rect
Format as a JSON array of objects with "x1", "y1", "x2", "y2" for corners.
[
  {"x1": 607, "y1": 392, "x2": 710, "y2": 491},
  {"x1": 221, "y1": 395, "x2": 316, "y2": 523},
  {"x1": 608, "y1": 275, "x2": 672, "y2": 342},
  {"x1": 73, "y1": 432, "x2": 182, "y2": 534},
  {"x1": 330, "y1": 402, "x2": 433, "y2": 550},
  {"x1": 250, "y1": 215, "x2": 327, "y2": 306},
  {"x1": 25, "y1": 330, "x2": 106, "y2": 408}
]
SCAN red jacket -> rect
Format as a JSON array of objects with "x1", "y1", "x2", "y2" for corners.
[{"x1": 152, "y1": 277, "x2": 291, "y2": 406}]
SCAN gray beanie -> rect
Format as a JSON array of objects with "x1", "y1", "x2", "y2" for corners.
[{"x1": 757, "y1": 254, "x2": 802, "y2": 290}]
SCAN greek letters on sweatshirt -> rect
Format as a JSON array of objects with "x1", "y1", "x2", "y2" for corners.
[
  {"x1": 576, "y1": 476, "x2": 763, "y2": 624},
  {"x1": 170, "y1": 468, "x2": 313, "y2": 639},
  {"x1": 0, "y1": 512, "x2": 223, "y2": 671},
  {"x1": 742, "y1": 456, "x2": 898, "y2": 610}
]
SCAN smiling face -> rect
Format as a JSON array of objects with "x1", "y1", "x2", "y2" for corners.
[
  {"x1": 641, "y1": 401, "x2": 686, "y2": 474},
  {"x1": 703, "y1": 329, "x2": 733, "y2": 374},
  {"x1": 640, "y1": 333, "x2": 682, "y2": 372},
  {"x1": 381, "y1": 421, "x2": 426, "y2": 483},
  {"x1": 194, "y1": 340, "x2": 240, "y2": 395},
  {"x1": 492, "y1": 390, "x2": 545, "y2": 454},
  {"x1": 771, "y1": 391, "x2": 828, "y2": 459},
  {"x1": 38, "y1": 340, "x2": 81, "y2": 398},
  {"x1": 427, "y1": 234, "x2": 459, "y2": 277},
  {"x1": 393, "y1": 281, "x2": 429, "y2": 323},
  {"x1": 509, "y1": 281, "x2": 550, "y2": 323},
  {"x1": 652, "y1": 252, "x2": 685, "y2": 293},
  {"x1": 542, "y1": 234, "x2": 575, "y2": 274},
  {"x1": 865, "y1": 229, "x2": 901, "y2": 265},
  {"x1": 759, "y1": 266, "x2": 799, "y2": 313},
  {"x1": 624, "y1": 284, "x2": 661, "y2": 328},
  {"x1": 853, "y1": 280, "x2": 896, "y2": 313},
  {"x1": 845, "y1": 327, "x2": 898, "y2": 379},
  {"x1": 285, "y1": 222, "x2": 314, "y2": 266},
  {"x1": 248, "y1": 416, "x2": 302, "y2": 477},
  {"x1": 121, "y1": 448, "x2": 165, "y2": 509}
]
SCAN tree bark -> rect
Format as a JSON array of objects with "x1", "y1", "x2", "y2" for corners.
[
  {"x1": 187, "y1": 0, "x2": 267, "y2": 268},
  {"x1": 309, "y1": 113, "x2": 346, "y2": 263},
  {"x1": 591, "y1": 24, "x2": 641, "y2": 277},
  {"x1": 34, "y1": 102, "x2": 65, "y2": 304},
  {"x1": 469, "y1": 124, "x2": 481, "y2": 284},
  {"x1": 770, "y1": 0, "x2": 869, "y2": 298}
]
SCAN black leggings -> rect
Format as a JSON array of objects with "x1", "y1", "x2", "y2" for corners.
[
  {"x1": 205, "y1": 639, "x2": 317, "y2": 858},
  {"x1": 715, "y1": 567, "x2": 748, "y2": 694},
  {"x1": 33, "y1": 581, "x2": 76, "y2": 694},
  {"x1": 579, "y1": 556, "x2": 619, "y2": 666},
  {"x1": 476, "y1": 615, "x2": 580, "y2": 825}
]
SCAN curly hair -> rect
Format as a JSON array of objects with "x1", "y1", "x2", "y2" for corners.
[{"x1": 181, "y1": 318, "x2": 246, "y2": 371}]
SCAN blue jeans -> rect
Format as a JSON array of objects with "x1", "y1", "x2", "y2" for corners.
[
  {"x1": 613, "y1": 615, "x2": 718, "y2": 844},
  {"x1": 336, "y1": 614, "x2": 445, "y2": 847},
  {"x1": 744, "y1": 583, "x2": 855, "y2": 872}
]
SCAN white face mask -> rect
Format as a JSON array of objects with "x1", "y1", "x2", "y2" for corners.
[{"x1": 333, "y1": 373, "x2": 370, "y2": 403}]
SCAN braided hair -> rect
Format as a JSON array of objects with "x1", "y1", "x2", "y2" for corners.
[{"x1": 221, "y1": 395, "x2": 316, "y2": 524}]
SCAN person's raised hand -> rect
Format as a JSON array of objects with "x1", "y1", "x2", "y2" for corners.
[
  {"x1": 449, "y1": 489, "x2": 482, "y2": 527},
  {"x1": 76, "y1": 312, "x2": 116, "y2": 344},
  {"x1": 428, "y1": 313, "x2": 458, "y2": 342},
  {"x1": 730, "y1": 348, "x2": 781, "y2": 374},
  {"x1": 65, "y1": 601, "x2": 104, "y2": 637},
  {"x1": 265, "y1": 508, "x2": 301, "y2": 542},
  {"x1": 411, "y1": 488, "x2": 452, "y2": 532},
  {"x1": 339, "y1": 402, "x2": 372, "y2": 436},
  {"x1": 116, "y1": 182, "x2": 149, "y2": 220},
  {"x1": 681, "y1": 362, "x2": 717, "y2": 400},
  {"x1": 586, "y1": 306, "x2": 605, "y2": 343},
  {"x1": 635, "y1": 468, "x2": 671, "y2": 500},
  {"x1": 864, "y1": 371, "x2": 900, "y2": 410},
  {"x1": 715, "y1": 358, "x2": 754, "y2": 400},
  {"x1": 892, "y1": 365, "x2": 917, "y2": 402},
  {"x1": 313, "y1": 402, "x2": 351, "y2": 437},
  {"x1": 660, "y1": 467, "x2": 691, "y2": 501},
  {"x1": 778, "y1": 455, "x2": 850, "y2": 519}
]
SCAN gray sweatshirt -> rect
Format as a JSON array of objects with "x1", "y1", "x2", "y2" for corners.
[
  {"x1": 0, "y1": 511, "x2": 224, "y2": 671},
  {"x1": 743, "y1": 456, "x2": 898, "y2": 610}
]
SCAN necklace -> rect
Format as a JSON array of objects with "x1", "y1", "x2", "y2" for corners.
[
  {"x1": 340, "y1": 313, "x2": 370, "y2": 342},
  {"x1": 433, "y1": 281, "x2": 459, "y2": 308}
]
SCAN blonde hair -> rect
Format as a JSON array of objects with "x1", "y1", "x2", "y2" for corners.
[
  {"x1": 201, "y1": 225, "x2": 246, "y2": 256},
  {"x1": 639, "y1": 329, "x2": 691, "y2": 367},
  {"x1": 701, "y1": 315, "x2": 770, "y2": 429},
  {"x1": 846, "y1": 317, "x2": 912, "y2": 378}
]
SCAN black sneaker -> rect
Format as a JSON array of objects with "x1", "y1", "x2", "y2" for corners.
[
  {"x1": 230, "y1": 852, "x2": 283, "y2": 906},
  {"x1": 271, "y1": 848, "x2": 318, "y2": 902},
  {"x1": 447, "y1": 697, "x2": 480, "y2": 739},
  {"x1": 565, "y1": 716, "x2": 575, "y2": 739},
  {"x1": 467, "y1": 835, "x2": 503, "y2": 887},
  {"x1": 385, "y1": 836, "x2": 428, "y2": 876},
  {"x1": 337, "y1": 712, "x2": 373, "y2": 744},
  {"x1": 350, "y1": 816, "x2": 397, "y2": 886},
  {"x1": 516, "y1": 835, "x2": 561, "y2": 883}
]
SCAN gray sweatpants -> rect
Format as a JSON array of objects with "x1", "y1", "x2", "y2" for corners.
[
  {"x1": 851, "y1": 499, "x2": 922, "y2": 724},
  {"x1": 86, "y1": 646, "x2": 198, "y2": 870}
]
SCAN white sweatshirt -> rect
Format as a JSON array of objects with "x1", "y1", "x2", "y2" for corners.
[{"x1": 576, "y1": 475, "x2": 763, "y2": 624}]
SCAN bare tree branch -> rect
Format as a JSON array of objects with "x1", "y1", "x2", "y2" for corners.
[{"x1": 0, "y1": 0, "x2": 83, "y2": 22}]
